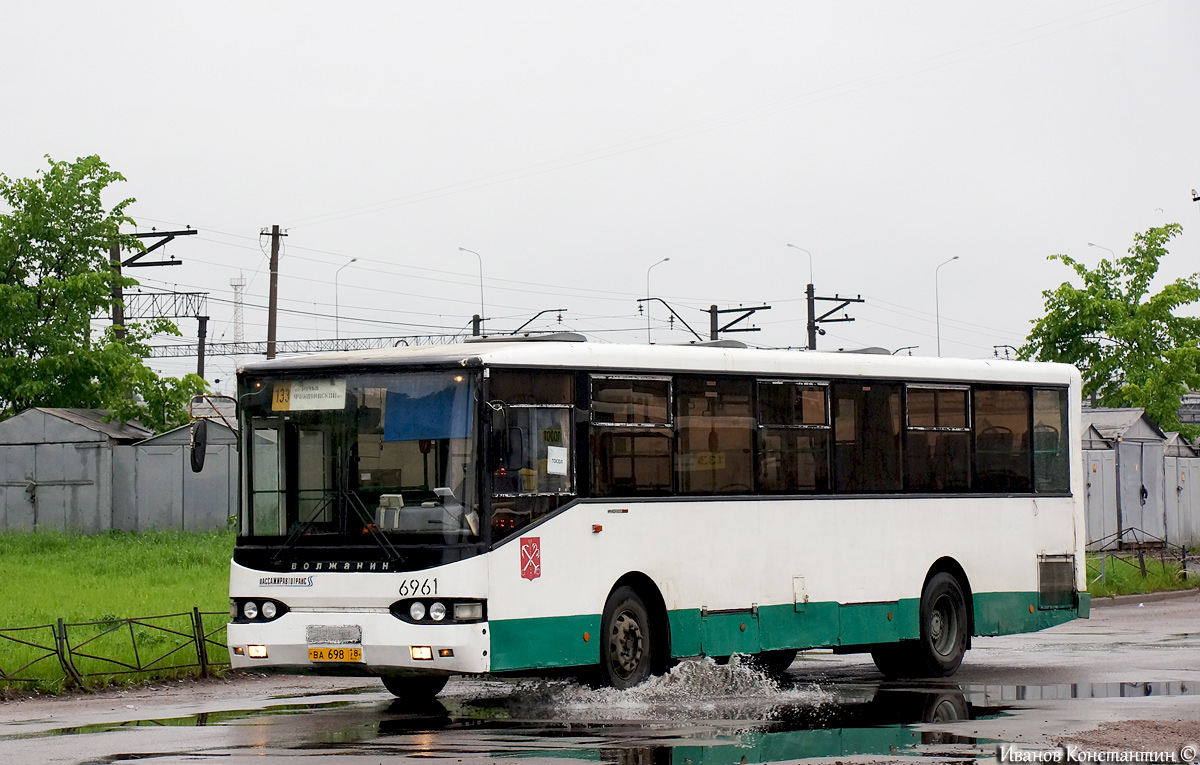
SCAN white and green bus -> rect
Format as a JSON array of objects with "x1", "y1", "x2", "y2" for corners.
[{"x1": 227, "y1": 335, "x2": 1087, "y2": 697}]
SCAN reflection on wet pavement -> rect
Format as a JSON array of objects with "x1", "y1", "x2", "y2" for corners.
[{"x1": 7, "y1": 658, "x2": 1199, "y2": 763}]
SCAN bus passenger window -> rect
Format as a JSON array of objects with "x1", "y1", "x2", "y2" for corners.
[
  {"x1": 757, "y1": 381, "x2": 830, "y2": 493},
  {"x1": 676, "y1": 378, "x2": 754, "y2": 495},
  {"x1": 1033, "y1": 388, "x2": 1069, "y2": 493},
  {"x1": 974, "y1": 387, "x2": 1032, "y2": 492},
  {"x1": 905, "y1": 387, "x2": 970, "y2": 491},
  {"x1": 590, "y1": 375, "x2": 673, "y2": 497},
  {"x1": 832, "y1": 383, "x2": 902, "y2": 493},
  {"x1": 489, "y1": 371, "x2": 573, "y2": 405},
  {"x1": 490, "y1": 407, "x2": 573, "y2": 496},
  {"x1": 590, "y1": 430, "x2": 672, "y2": 496},
  {"x1": 591, "y1": 377, "x2": 671, "y2": 425},
  {"x1": 487, "y1": 371, "x2": 576, "y2": 537}
]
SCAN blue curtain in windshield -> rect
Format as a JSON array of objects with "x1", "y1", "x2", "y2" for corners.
[{"x1": 384, "y1": 376, "x2": 472, "y2": 442}]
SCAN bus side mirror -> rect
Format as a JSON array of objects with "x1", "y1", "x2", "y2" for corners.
[{"x1": 191, "y1": 418, "x2": 208, "y2": 473}]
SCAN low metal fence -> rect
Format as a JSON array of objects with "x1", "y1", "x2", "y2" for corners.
[{"x1": 0, "y1": 607, "x2": 230, "y2": 687}]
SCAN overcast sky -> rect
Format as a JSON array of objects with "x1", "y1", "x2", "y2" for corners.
[{"x1": 4, "y1": 1, "x2": 1198, "y2": 394}]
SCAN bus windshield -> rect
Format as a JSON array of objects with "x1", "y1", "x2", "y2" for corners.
[{"x1": 240, "y1": 371, "x2": 479, "y2": 545}]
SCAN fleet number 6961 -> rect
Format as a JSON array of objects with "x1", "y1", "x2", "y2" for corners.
[{"x1": 399, "y1": 578, "x2": 437, "y2": 596}]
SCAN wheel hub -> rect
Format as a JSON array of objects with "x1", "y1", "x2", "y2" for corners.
[
  {"x1": 930, "y1": 595, "x2": 958, "y2": 657},
  {"x1": 609, "y1": 610, "x2": 644, "y2": 677}
]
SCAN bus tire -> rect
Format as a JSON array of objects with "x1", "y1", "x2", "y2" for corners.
[
  {"x1": 916, "y1": 572, "x2": 968, "y2": 677},
  {"x1": 600, "y1": 586, "x2": 655, "y2": 689},
  {"x1": 381, "y1": 674, "x2": 449, "y2": 699},
  {"x1": 870, "y1": 645, "x2": 911, "y2": 678}
]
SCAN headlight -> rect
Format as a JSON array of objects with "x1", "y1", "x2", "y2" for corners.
[
  {"x1": 409, "y1": 601, "x2": 427, "y2": 621},
  {"x1": 243, "y1": 601, "x2": 258, "y2": 620},
  {"x1": 429, "y1": 602, "x2": 447, "y2": 622},
  {"x1": 261, "y1": 601, "x2": 278, "y2": 620}
]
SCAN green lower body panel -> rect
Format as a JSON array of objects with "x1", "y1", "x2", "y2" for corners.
[
  {"x1": 489, "y1": 591, "x2": 1087, "y2": 672},
  {"x1": 972, "y1": 591, "x2": 1084, "y2": 636},
  {"x1": 489, "y1": 613, "x2": 600, "y2": 672}
]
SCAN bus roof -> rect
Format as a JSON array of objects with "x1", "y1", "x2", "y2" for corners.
[{"x1": 238, "y1": 338, "x2": 1079, "y2": 387}]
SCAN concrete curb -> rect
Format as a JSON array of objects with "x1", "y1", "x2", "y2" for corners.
[{"x1": 1090, "y1": 588, "x2": 1200, "y2": 608}]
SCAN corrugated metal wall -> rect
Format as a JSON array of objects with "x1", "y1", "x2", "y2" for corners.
[
  {"x1": 0, "y1": 445, "x2": 111, "y2": 533},
  {"x1": 0, "y1": 413, "x2": 236, "y2": 533},
  {"x1": 1085, "y1": 444, "x2": 1200, "y2": 549},
  {"x1": 129, "y1": 443, "x2": 236, "y2": 532},
  {"x1": 1165, "y1": 456, "x2": 1200, "y2": 547},
  {"x1": 1084, "y1": 449, "x2": 1117, "y2": 548}
]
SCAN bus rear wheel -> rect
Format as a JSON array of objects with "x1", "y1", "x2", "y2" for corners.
[
  {"x1": 916, "y1": 572, "x2": 968, "y2": 677},
  {"x1": 381, "y1": 674, "x2": 449, "y2": 699},
  {"x1": 747, "y1": 649, "x2": 797, "y2": 677},
  {"x1": 600, "y1": 586, "x2": 655, "y2": 689},
  {"x1": 870, "y1": 645, "x2": 910, "y2": 678},
  {"x1": 871, "y1": 572, "x2": 968, "y2": 679}
]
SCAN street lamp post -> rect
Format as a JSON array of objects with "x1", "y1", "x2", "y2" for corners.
[
  {"x1": 645, "y1": 257, "x2": 670, "y2": 343},
  {"x1": 785, "y1": 243, "x2": 812, "y2": 284},
  {"x1": 458, "y1": 247, "x2": 485, "y2": 334},
  {"x1": 334, "y1": 258, "x2": 357, "y2": 341},
  {"x1": 786, "y1": 243, "x2": 816, "y2": 349},
  {"x1": 935, "y1": 255, "x2": 959, "y2": 358},
  {"x1": 1087, "y1": 242, "x2": 1116, "y2": 259}
]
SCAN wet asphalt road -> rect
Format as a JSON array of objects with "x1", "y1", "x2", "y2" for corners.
[{"x1": 1, "y1": 593, "x2": 1198, "y2": 764}]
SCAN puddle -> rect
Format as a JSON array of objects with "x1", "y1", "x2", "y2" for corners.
[
  {"x1": 0, "y1": 700, "x2": 364, "y2": 740},
  {"x1": 959, "y1": 680, "x2": 1197, "y2": 702},
  {"x1": 11, "y1": 660, "x2": 1200, "y2": 763}
]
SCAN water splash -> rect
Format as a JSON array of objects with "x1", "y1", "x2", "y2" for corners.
[{"x1": 495, "y1": 656, "x2": 831, "y2": 722}]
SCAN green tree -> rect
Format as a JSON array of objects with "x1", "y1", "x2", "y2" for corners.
[
  {"x1": 0, "y1": 155, "x2": 206, "y2": 432},
  {"x1": 1022, "y1": 224, "x2": 1200, "y2": 438}
]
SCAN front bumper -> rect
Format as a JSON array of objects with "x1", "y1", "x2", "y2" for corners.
[{"x1": 227, "y1": 611, "x2": 491, "y2": 674}]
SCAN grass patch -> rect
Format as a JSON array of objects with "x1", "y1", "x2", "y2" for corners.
[
  {"x1": 0, "y1": 529, "x2": 234, "y2": 691},
  {"x1": 1086, "y1": 551, "x2": 1200, "y2": 598}
]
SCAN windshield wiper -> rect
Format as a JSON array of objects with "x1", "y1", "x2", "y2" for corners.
[
  {"x1": 271, "y1": 494, "x2": 334, "y2": 565},
  {"x1": 270, "y1": 490, "x2": 404, "y2": 565},
  {"x1": 344, "y1": 489, "x2": 404, "y2": 563}
]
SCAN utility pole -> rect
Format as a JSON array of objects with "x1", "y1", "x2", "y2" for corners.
[
  {"x1": 806, "y1": 284, "x2": 816, "y2": 350},
  {"x1": 471, "y1": 314, "x2": 482, "y2": 337},
  {"x1": 110, "y1": 244, "x2": 126, "y2": 341},
  {"x1": 708, "y1": 304, "x2": 770, "y2": 340},
  {"x1": 111, "y1": 228, "x2": 197, "y2": 340},
  {"x1": 807, "y1": 290, "x2": 865, "y2": 349},
  {"x1": 196, "y1": 316, "x2": 209, "y2": 378},
  {"x1": 265, "y1": 225, "x2": 285, "y2": 359}
]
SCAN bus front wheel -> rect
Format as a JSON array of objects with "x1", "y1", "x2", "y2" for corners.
[
  {"x1": 916, "y1": 572, "x2": 968, "y2": 677},
  {"x1": 381, "y1": 674, "x2": 449, "y2": 699},
  {"x1": 600, "y1": 586, "x2": 655, "y2": 689}
]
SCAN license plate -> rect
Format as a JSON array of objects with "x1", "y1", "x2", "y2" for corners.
[{"x1": 308, "y1": 646, "x2": 362, "y2": 663}]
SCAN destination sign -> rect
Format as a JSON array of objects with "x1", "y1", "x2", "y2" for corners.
[{"x1": 272, "y1": 379, "x2": 347, "y2": 411}]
